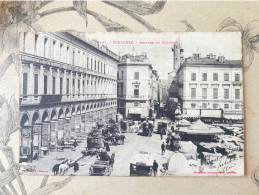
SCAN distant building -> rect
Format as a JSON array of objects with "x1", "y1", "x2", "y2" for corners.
[
  {"x1": 159, "y1": 79, "x2": 169, "y2": 102},
  {"x1": 117, "y1": 53, "x2": 160, "y2": 120},
  {"x1": 176, "y1": 53, "x2": 243, "y2": 121},
  {"x1": 168, "y1": 39, "x2": 184, "y2": 97}
]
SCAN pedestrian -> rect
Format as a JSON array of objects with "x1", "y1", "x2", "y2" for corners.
[
  {"x1": 160, "y1": 129, "x2": 163, "y2": 140},
  {"x1": 73, "y1": 162, "x2": 79, "y2": 173},
  {"x1": 152, "y1": 160, "x2": 158, "y2": 176},
  {"x1": 161, "y1": 142, "x2": 165, "y2": 155},
  {"x1": 33, "y1": 152, "x2": 39, "y2": 161},
  {"x1": 73, "y1": 139, "x2": 78, "y2": 150},
  {"x1": 166, "y1": 136, "x2": 170, "y2": 146},
  {"x1": 148, "y1": 122, "x2": 153, "y2": 136},
  {"x1": 105, "y1": 142, "x2": 110, "y2": 152},
  {"x1": 61, "y1": 139, "x2": 65, "y2": 149}
]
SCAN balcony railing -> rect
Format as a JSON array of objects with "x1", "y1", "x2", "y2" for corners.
[
  {"x1": 20, "y1": 94, "x2": 117, "y2": 105},
  {"x1": 117, "y1": 95, "x2": 151, "y2": 100}
]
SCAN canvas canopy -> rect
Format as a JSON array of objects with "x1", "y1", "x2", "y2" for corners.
[
  {"x1": 179, "y1": 119, "x2": 224, "y2": 135},
  {"x1": 178, "y1": 119, "x2": 191, "y2": 127},
  {"x1": 166, "y1": 152, "x2": 193, "y2": 175},
  {"x1": 179, "y1": 141, "x2": 198, "y2": 160}
]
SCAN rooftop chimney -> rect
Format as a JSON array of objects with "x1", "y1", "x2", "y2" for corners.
[{"x1": 218, "y1": 56, "x2": 225, "y2": 63}]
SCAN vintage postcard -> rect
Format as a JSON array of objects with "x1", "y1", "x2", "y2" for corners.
[
  {"x1": 18, "y1": 32, "x2": 244, "y2": 176},
  {"x1": 1, "y1": 1, "x2": 259, "y2": 194}
]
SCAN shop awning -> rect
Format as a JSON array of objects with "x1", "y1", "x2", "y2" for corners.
[
  {"x1": 176, "y1": 109, "x2": 199, "y2": 119},
  {"x1": 223, "y1": 114, "x2": 243, "y2": 120},
  {"x1": 201, "y1": 109, "x2": 222, "y2": 118},
  {"x1": 128, "y1": 108, "x2": 142, "y2": 114},
  {"x1": 176, "y1": 115, "x2": 199, "y2": 119}
]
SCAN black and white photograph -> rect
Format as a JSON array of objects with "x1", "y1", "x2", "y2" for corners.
[{"x1": 19, "y1": 32, "x2": 244, "y2": 176}]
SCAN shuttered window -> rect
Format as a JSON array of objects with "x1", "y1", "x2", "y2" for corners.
[
  {"x1": 60, "y1": 77, "x2": 63, "y2": 94},
  {"x1": 213, "y1": 88, "x2": 218, "y2": 99},
  {"x1": 73, "y1": 79, "x2": 75, "y2": 94},
  {"x1": 191, "y1": 73, "x2": 196, "y2": 81},
  {"x1": 34, "y1": 74, "x2": 38, "y2": 95},
  {"x1": 235, "y1": 89, "x2": 240, "y2": 99},
  {"x1": 78, "y1": 79, "x2": 80, "y2": 94},
  {"x1": 235, "y1": 74, "x2": 240, "y2": 81},
  {"x1": 66, "y1": 79, "x2": 69, "y2": 94},
  {"x1": 202, "y1": 88, "x2": 207, "y2": 99},
  {"x1": 44, "y1": 75, "x2": 48, "y2": 94},
  {"x1": 224, "y1": 89, "x2": 229, "y2": 99},
  {"x1": 213, "y1": 73, "x2": 218, "y2": 81},
  {"x1": 23, "y1": 73, "x2": 28, "y2": 95},
  {"x1": 52, "y1": 77, "x2": 56, "y2": 94},
  {"x1": 224, "y1": 73, "x2": 229, "y2": 81},
  {"x1": 191, "y1": 88, "x2": 196, "y2": 99},
  {"x1": 202, "y1": 73, "x2": 207, "y2": 81}
]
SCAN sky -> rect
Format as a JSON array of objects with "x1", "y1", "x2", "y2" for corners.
[{"x1": 85, "y1": 32, "x2": 242, "y2": 79}]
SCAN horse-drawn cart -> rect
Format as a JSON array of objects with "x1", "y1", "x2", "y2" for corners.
[
  {"x1": 89, "y1": 152, "x2": 115, "y2": 176},
  {"x1": 82, "y1": 129, "x2": 104, "y2": 156},
  {"x1": 130, "y1": 151, "x2": 153, "y2": 176},
  {"x1": 89, "y1": 160, "x2": 111, "y2": 176},
  {"x1": 154, "y1": 118, "x2": 171, "y2": 135}
]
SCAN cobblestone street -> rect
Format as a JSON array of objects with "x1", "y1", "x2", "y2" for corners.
[{"x1": 23, "y1": 132, "x2": 174, "y2": 176}]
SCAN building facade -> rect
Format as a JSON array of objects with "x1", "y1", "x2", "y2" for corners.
[
  {"x1": 19, "y1": 32, "x2": 118, "y2": 162},
  {"x1": 176, "y1": 53, "x2": 243, "y2": 121},
  {"x1": 117, "y1": 54, "x2": 160, "y2": 120}
]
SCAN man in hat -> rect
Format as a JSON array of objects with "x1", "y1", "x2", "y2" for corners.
[
  {"x1": 161, "y1": 142, "x2": 165, "y2": 155},
  {"x1": 152, "y1": 160, "x2": 158, "y2": 176}
]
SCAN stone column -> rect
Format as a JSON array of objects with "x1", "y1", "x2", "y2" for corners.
[
  {"x1": 70, "y1": 71, "x2": 73, "y2": 95},
  {"x1": 86, "y1": 75, "x2": 89, "y2": 95},
  {"x1": 56, "y1": 68, "x2": 60, "y2": 94},
  {"x1": 80, "y1": 74, "x2": 83, "y2": 96},
  {"x1": 63, "y1": 70, "x2": 67, "y2": 94},
  {"x1": 75, "y1": 73, "x2": 78, "y2": 95}
]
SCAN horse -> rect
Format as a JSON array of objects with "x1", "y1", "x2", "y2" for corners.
[
  {"x1": 52, "y1": 164, "x2": 60, "y2": 175},
  {"x1": 59, "y1": 160, "x2": 70, "y2": 175}
]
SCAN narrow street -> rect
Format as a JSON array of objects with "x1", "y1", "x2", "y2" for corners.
[{"x1": 24, "y1": 132, "x2": 174, "y2": 176}]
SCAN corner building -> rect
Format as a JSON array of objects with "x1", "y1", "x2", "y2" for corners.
[
  {"x1": 19, "y1": 32, "x2": 118, "y2": 162},
  {"x1": 177, "y1": 53, "x2": 243, "y2": 122},
  {"x1": 117, "y1": 54, "x2": 160, "y2": 120}
]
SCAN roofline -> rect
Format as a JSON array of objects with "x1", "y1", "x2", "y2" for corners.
[
  {"x1": 177, "y1": 62, "x2": 242, "y2": 73},
  {"x1": 55, "y1": 32, "x2": 119, "y2": 62},
  {"x1": 118, "y1": 62, "x2": 153, "y2": 69}
]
